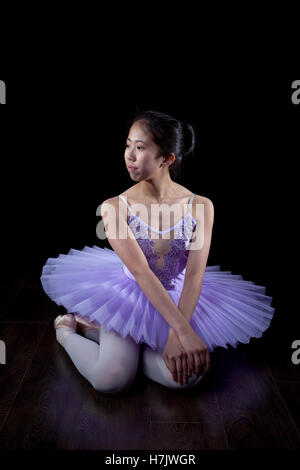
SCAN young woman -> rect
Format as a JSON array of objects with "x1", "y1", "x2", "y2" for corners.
[{"x1": 40, "y1": 110, "x2": 275, "y2": 394}]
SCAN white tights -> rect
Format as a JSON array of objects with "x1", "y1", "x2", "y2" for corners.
[{"x1": 56, "y1": 326, "x2": 204, "y2": 394}]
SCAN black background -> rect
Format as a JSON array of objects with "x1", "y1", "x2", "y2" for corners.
[{"x1": 0, "y1": 76, "x2": 299, "y2": 353}]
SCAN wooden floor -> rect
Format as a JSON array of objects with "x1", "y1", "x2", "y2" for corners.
[{"x1": 0, "y1": 272, "x2": 300, "y2": 451}]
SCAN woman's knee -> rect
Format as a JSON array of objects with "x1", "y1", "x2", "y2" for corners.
[
  {"x1": 142, "y1": 344, "x2": 204, "y2": 390},
  {"x1": 90, "y1": 352, "x2": 140, "y2": 394},
  {"x1": 92, "y1": 374, "x2": 135, "y2": 394},
  {"x1": 91, "y1": 329, "x2": 140, "y2": 393},
  {"x1": 91, "y1": 365, "x2": 137, "y2": 394},
  {"x1": 161, "y1": 354, "x2": 205, "y2": 389},
  {"x1": 164, "y1": 371, "x2": 204, "y2": 390}
]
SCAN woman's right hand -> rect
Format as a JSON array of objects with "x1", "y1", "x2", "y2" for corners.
[
  {"x1": 177, "y1": 325, "x2": 211, "y2": 376},
  {"x1": 162, "y1": 328, "x2": 191, "y2": 384}
]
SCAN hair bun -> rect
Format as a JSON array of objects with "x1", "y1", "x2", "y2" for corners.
[{"x1": 182, "y1": 122, "x2": 196, "y2": 156}]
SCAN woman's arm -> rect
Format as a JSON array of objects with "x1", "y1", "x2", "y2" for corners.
[
  {"x1": 100, "y1": 197, "x2": 191, "y2": 335},
  {"x1": 177, "y1": 196, "x2": 215, "y2": 323},
  {"x1": 134, "y1": 268, "x2": 191, "y2": 333}
]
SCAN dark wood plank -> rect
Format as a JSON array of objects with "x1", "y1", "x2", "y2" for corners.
[
  {"x1": 150, "y1": 422, "x2": 228, "y2": 450},
  {"x1": 213, "y1": 344, "x2": 300, "y2": 449},
  {"x1": 0, "y1": 322, "x2": 151, "y2": 450},
  {"x1": 276, "y1": 383, "x2": 300, "y2": 436},
  {"x1": 132, "y1": 350, "x2": 228, "y2": 450},
  {"x1": 0, "y1": 322, "x2": 48, "y2": 431},
  {"x1": 1, "y1": 307, "x2": 299, "y2": 450},
  {"x1": 143, "y1": 351, "x2": 222, "y2": 424},
  {"x1": 261, "y1": 336, "x2": 300, "y2": 383}
]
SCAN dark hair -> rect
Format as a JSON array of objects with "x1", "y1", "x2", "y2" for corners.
[{"x1": 127, "y1": 109, "x2": 196, "y2": 182}]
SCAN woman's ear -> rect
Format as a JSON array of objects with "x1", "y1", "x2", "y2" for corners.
[{"x1": 165, "y1": 153, "x2": 176, "y2": 167}]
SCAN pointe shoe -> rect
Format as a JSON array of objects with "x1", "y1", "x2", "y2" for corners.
[
  {"x1": 75, "y1": 314, "x2": 101, "y2": 335},
  {"x1": 54, "y1": 314, "x2": 77, "y2": 347}
]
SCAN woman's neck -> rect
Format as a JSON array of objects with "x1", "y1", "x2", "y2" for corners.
[{"x1": 136, "y1": 181, "x2": 180, "y2": 204}]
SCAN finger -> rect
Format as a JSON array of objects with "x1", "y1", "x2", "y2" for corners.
[
  {"x1": 163, "y1": 355, "x2": 169, "y2": 370},
  {"x1": 205, "y1": 350, "x2": 210, "y2": 373},
  {"x1": 200, "y1": 352, "x2": 207, "y2": 375},
  {"x1": 193, "y1": 353, "x2": 201, "y2": 376},
  {"x1": 181, "y1": 354, "x2": 188, "y2": 384},
  {"x1": 163, "y1": 355, "x2": 172, "y2": 376},
  {"x1": 202, "y1": 350, "x2": 209, "y2": 374},
  {"x1": 201, "y1": 352, "x2": 207, "y2": 375},
  {"x1": 176, "y1": 357, "x2": 183, "y2": 384},
  {"x1": 187, "y1": 353, "x2": 194, "y2": 376},
  {"x1": 169, "y1": 358, "x2": 177, "y2": 382}
]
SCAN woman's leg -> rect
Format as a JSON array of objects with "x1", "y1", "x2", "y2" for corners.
[
  {"x1": 141, "y1": 343, "x2": 204, "y2": 390},
  {"x1": 56, "y1": 325, "x2": 140, "y2": 394},
  {"x1": 82, "y1": 328, "x2": 100, "y2": 343}
]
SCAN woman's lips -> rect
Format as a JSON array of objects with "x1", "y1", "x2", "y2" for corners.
[{"x1": 128, "y1": 166, "x2": 137, "y2": 172}]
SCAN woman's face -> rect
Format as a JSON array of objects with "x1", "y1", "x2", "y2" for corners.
[{"x1": 124, "y1": 120, "x2": 165, "y2": 180}]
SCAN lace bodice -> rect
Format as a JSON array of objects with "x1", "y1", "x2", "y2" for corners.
[{"x1": 119, "y1": 193, "x2": 197, "y2": 290}]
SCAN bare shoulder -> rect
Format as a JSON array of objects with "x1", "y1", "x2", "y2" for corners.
[
  {"x1": 101, "y1": 196, "x2": 120, "y2": 206},
  {"x1": 100, "y1": 196, "x2": 127, "y2": 220},
  {"x1": 174, "y1": 183, "x2": 213, "y2": 206},
  {"x1": 193, "y1": 194, "x2": 214, "y2": 207},
  {"x1": 102, "y1": 183, "x2": 138, "y2": 205},
  {"x1": 192, "y1": 194, "x2": 214, "y2": 223}
]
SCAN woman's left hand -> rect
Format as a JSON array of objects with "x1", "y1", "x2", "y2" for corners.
[{"x1": 162, "y1": 328, "x2": 193, "y2": 384}]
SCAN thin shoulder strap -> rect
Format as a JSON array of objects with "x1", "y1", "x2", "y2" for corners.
[
  {"x1": 187, "y1": 192, "x2": 194, "y2": 211},
  {"x1": 119, "y1": 195, "x2": 134, "y2": 213}
]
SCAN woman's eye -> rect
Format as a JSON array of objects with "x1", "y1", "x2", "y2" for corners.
[{"x1": 125, "y1": 143, "x2": 144, "y2": 150}]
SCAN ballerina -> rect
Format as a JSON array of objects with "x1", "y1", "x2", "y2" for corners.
[{"x1": 41, "y1": 109, "x2": 275, "y2": 394}]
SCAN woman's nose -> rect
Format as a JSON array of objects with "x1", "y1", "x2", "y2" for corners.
[{"x1": 127, "y1": 152, "x2": 136, "y2": 162}]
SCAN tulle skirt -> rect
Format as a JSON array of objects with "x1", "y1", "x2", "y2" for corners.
[{"x1": 40, "y1": 245, "x2": 275, "y2": 355}]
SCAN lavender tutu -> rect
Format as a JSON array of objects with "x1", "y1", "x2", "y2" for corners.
[{"x1": 40, "y1": 194, "x2": 275, "y2": 355}]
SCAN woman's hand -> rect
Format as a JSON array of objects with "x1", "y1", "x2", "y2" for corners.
[
  {"x1": 177, "y1": 325, "x2": 210, "y2": 376},
  {"x1": 162, "y1": 328, "x2": 194, "y2": 384}
]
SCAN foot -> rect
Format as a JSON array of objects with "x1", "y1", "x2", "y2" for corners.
[
  {"x1": 54, "y1": 314, "x2": 77, "y2": 347},
  {"x1": 75, "y1": 314, "x2": 101, "y2": 335}
]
